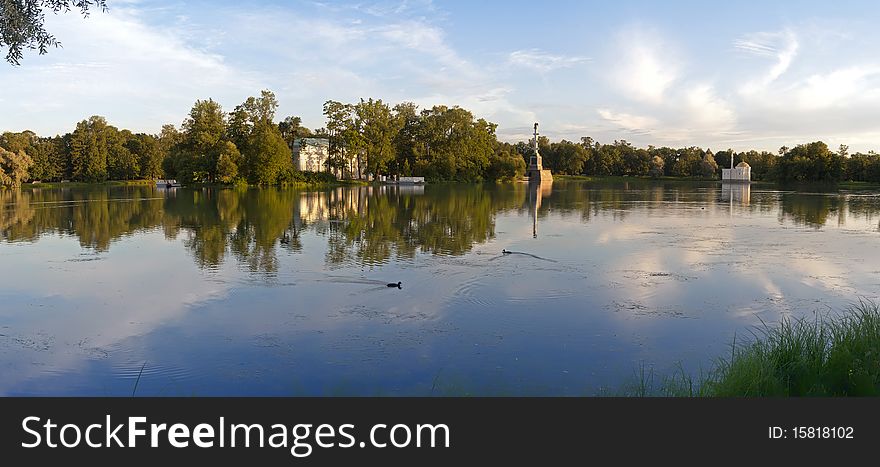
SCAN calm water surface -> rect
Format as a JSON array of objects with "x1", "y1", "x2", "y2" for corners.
[{"x1": 2, "y1": 180, "x2": 879, "y2": 395}]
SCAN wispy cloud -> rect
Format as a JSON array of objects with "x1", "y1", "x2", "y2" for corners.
[
  {"x1": 0, "y1": 5, "x2": 260, "y2": 134},
  {"x1": 736, "y1": 30, "x2": 798, "y2": 94},
  {"x1": 597, "y1": 109, "x2": 657, "y2": 135},
  {"x1": 508, "y1": 48, "x2": 590, "y2": 72}
]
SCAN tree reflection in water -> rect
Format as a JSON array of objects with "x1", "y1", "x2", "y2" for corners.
[{"x1": 3, "y1": 181, "x2": 880, "y2": 275}]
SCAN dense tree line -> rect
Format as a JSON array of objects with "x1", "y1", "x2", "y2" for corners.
[
  {"x1": 1, "y1": 91, "x2": 526, "y2": 186},
  {"x1": 6, "y1": 89, "x2": 880, "y2": 186},
  {"x1": 321, "y1": 99, "x2": 524, "y2": 182},
  {"x1": 526, "y1": 138, "x2": 880, "y2": 183}
]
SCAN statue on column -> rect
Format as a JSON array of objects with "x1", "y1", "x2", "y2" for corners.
[{"x1": 527, "y1": 122, "x2": 551, "y2": 181}]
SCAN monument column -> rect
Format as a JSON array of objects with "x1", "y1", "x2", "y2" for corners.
[{"x1": 527, "y1": 122, "x2": 553, "y2": 182}]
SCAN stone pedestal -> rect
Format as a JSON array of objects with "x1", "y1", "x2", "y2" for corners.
[
  {"x1": 526, "y1": 123, "x2": 553, "y2": 182},
  {"x1": 527, "y1": 154, "x2": 553, "y2": 182}
]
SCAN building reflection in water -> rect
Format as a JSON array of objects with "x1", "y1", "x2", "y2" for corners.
[
  {"x1": 528, "y1": 180, "x2": 553, "y2": 238},
  {"x1": 721, "y1": 183, "x2": 750, "y2": 207}
]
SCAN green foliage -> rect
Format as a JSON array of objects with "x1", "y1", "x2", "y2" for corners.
[
  {"x1": 541, "y1": 140, "x2": 588, "y2": 175},
  {"x1": 0, "y1": 0, "x2": 107, "y2": 65},
  {"x1": 706, "y1": 302, "x2": 880, "y2": 396},
  {"x1": 278, "y1": 168, "x2": 338, "y2": 185},
  {"x1": 13, "y1": 88, "x2": 880, "y2": 186},
  {"x1": 127, "y1": 133, "x2": 164, "y2": 180},
  {"x1": 70, "y1": 116, "x2": 109, "y2": 182},
  {"x1": 242, "y1": 122, "x2": 291, "y2": 185},
  {"x1": 354, "y1": 98, "x2": 398, "y2": 178},
  {"x1": 107, "y1": 128, "x2": 139, "y2": 180},
  {"x1": 278, "y1": 115, "x2": 310, "y2": 150},
  {"x1": 487, "y1": 150, "x2": 526, "y2": 181},
  {"x1": 0, "y1": 147, "x2": 33, "y2": 186},
  {"x1": 649, "y1": 155, "x2": 664, "y2": 178},
  {"x1": 175, "y1": 99, "x2": 227, "y2": 183},
  {"x1": 700, "y1": 151, "x2": 718, "y2": 178},
  {"x1": 773, "y1": 142, "x2": 846, "y2": 182},
  {"x1": 404, "y1": 105, "x2": 496, "y2": 181},
  {"x1": 618, "y1": 302, "x2": 880, "y2": 397},
  {"x1": 215, "y1": 141, "x2": 241, "y2": 184},
  {"x1": 671, "y1": 147, "x2": 704, "y2": 177}
]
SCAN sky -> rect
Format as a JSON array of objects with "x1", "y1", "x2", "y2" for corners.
[{"x1": 3, "y1": 0, "x2": 880, "y2": 151}]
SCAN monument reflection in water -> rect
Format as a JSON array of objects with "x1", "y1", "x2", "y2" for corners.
[
  {"x1": 528, "y1": 180, "x2": 553, "y2": 238},
  {"x1": 721, "y1": 183, "x2": 751, "y2": 206}
]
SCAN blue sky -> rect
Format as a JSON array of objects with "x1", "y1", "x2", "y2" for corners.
[{"x1": 3, "y1": 0, "x2": 880, "y2": 151}]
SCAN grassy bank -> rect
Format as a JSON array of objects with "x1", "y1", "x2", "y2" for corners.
[
  {"x1": 22, "y1": 180, "x2": 155, "y2": 189},
  {"x1": 556, "y1": 174, "x2": 727, "y2": 183},
  {"x1": 619, "y1": 301, "x2": 880, "y2": 397},
  {"x1": 20, "y1": 177, "x2": 370, "y2": 190},
  {"x1": 555, "y1": 174, "x2": 880, "y2": 190}
]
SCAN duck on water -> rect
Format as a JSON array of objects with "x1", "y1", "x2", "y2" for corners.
[{"x1": 387, "y1": 281, "x2": 402, "y2": 289}]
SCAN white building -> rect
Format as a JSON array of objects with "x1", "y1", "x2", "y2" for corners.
[
  {"x1": 293, "y1": 138, "x2": 330, "y2": 172},
  {"x1": 722, "y1": 161, "x2": 751, "y2": 182}
]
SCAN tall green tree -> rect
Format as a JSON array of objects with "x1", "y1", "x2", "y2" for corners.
[
  {"x1": 177, "y1": 99, "x2": 228, "y2": 183},
  {"x1": 354, "y1": 98, "x2": 398, "y2": 178},
  {"x1": 323, "y1": 100, "x2": 356, "y2": 175},
  {"x1": 107, "y1": 127, "x2": 139, "y2": 180},
  {"x1": 69, "y1": 116, "x2": 109, "y2": 182},
  {"x1": 242, "y1": 122, "x2": 290, "y2": 185},
  {"x1": 125, "y1": 133, "x2": 164, "y2": 179},
  {"x1": 700, "y1": 151, "x2": 719, "y2": 178},
  {"x1": 0, "y1": 147, "x2": 32, "y2": 186},
  {"x1": 231, "y1": 90, "x2": 291, "y2": 184}
]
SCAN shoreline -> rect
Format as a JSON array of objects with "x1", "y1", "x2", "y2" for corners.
[{"x1": 13, "y1": 176, "x2": 880, "y2": 192}]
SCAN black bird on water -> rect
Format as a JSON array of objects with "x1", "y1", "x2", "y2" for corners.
[
  {"x1": 502, "y1": 249, "x2": 511, "y2": 254},
  {"x1": 387, "y1": 281, "x2": 402, "y2": 288}
]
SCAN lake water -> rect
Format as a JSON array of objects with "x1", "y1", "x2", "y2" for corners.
[{"x1": 2, "y1": 180, "x2": 879, "y2": 395}]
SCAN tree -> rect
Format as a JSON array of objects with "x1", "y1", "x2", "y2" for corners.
[
  {"x1": 177, "y1": 99, "x2": 227, "y2": 183},
  {"x1": 354, "y1": 98, "x2": 397, "y2": 178},
  {"x1": 700, "y1": 151, "x2": 718, "y2": 178},
  {"x1": 126, "y1": 133, "x2": 163, "y2": 179},
  {"x1": 649, "y1": 155, "x2": 664, "y2": 178},
  {"x1": 242, "y1": 122, "x2": 290, "y2": 185},
  {"x1": 487, "y1": 149, "x2": 525, "y2": 181},
  {"x1": 278, "y1": 116, "x2": 310, "y2": 149},
  {"x1": 392, "y1": 101, "x2": 419, "y2": 176},
  {"x1": 323, "y1": 100, "x2": 355, "y2": 176},
  {"x1": 215, "y1": 141, "x2": 241, "y2": 183},
  {"x1": 409, "y1": 105, "x2": 495, "y2": 181},
  {"x1": 671, "y1": 147, "x2": 704, "y2": 177},
  {"x1": 107, "y1": 127, "x2": 139, "y2": 180},
  {"x1": 230, "y1": 91, "x2": 291, "y2": 184},
  {"x1": 773, "y1": 141, "x2": 844, "y2": 182},
  {"x1": 69, "y1": 116, "x2": 109, "y2": 182},
  {"x1": 544, "y1": 140, "x2": 588, "y2": 175},
  {"x1": 0, "y1": 147, "x2": 33, "y2": 186},
  {"x1": 1, "y1": 1, "x2": 107, "y2": 65}
]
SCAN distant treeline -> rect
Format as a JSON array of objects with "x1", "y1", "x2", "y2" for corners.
[
  {"x1": 3, "y1": 90, "x2": 880, "y2": 186},
  {"x1": 524, "y1": 138, "x2": 880, "y2": 183}
]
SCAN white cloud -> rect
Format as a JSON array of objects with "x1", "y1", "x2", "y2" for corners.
[
  {"x1": 508, "y1": 48, "x2": 590, "y2": 72},
  {"x1": 684, "y1": 84, "x2": 736, "y2": 131},
  {"x1": 737, "y1": 30, "x2": 799, "y2": 95},
  {"x1": 0, "y1": 6, "x2": 260, "y2": 134},
  {"x1": 612, "y1": 30, "x2": 678, "y2": 104},
  {"x1": 795, "y1": 65, "x2": 880, "y2": 109},
  {"x1": 597, "y1": 109, "x2": 657, "y2": 134}
]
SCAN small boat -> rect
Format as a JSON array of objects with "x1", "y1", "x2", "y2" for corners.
[{"x1": 156, "y1": 179, "x2": 182, "y2": 188}]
